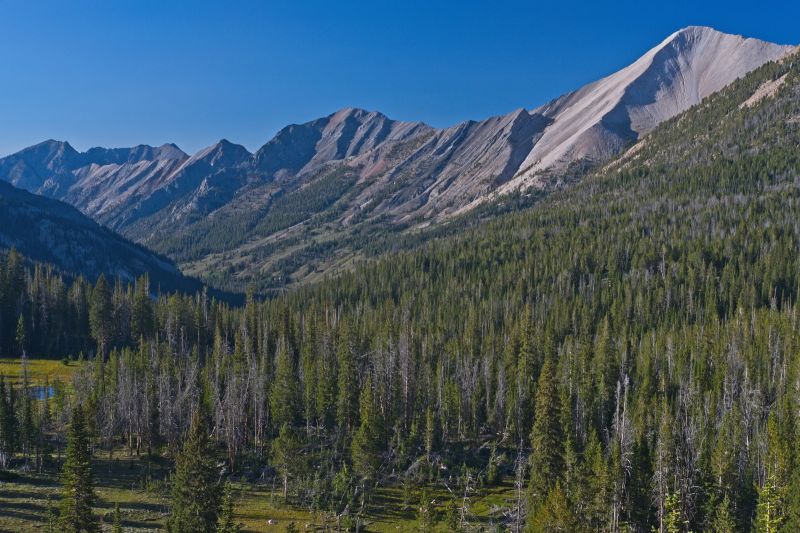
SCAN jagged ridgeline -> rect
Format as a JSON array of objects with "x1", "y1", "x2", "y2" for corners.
[
  {"x1": 0, "y1": 27, "x2": 792, "y2": 292},
  {"x1": 2, "y1": 49, "x2": 800, "y2": 531}
]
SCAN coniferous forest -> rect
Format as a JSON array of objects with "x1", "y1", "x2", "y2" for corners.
[{"x1": 1, "y1": 45, "x2": 800, "y2": 533}]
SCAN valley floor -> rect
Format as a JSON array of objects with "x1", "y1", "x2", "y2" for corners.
[{"x1": 0, "y1": 451, "x2": 515, "y2": 532}]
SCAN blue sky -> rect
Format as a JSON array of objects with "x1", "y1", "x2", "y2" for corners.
[{"x1": 1, "y1": 0, "x2": 797, "y2": 156}]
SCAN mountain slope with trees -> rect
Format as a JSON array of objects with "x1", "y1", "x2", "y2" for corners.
[
  {"x1": 0, "y1": 179, "x2": 202, "y2": 293},
  {"x1": 0, "y1": 27, "x2": 791, "y2": 293},
  {"x1": 1, "y1": 46, "x2": 799, "y2": 532}
]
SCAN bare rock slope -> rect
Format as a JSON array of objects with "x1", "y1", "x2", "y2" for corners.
[
  {"x1": 499, "y1": 26, "x2": 794, "y2": 193},
  {"x1": 0, "y1": 27, "x2": 793, "y2": 289}
]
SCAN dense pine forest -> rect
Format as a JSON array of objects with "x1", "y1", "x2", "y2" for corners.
[{"x1": 1, "y1": 52, "x2": 800, "y2": 531}]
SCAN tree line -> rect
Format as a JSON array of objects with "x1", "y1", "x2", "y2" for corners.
[{"x1": 1, "y1": 51, "x2": 800, "y2": 532}]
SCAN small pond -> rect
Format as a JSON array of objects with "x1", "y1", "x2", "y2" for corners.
[{"x1": 29, "y1": 386, "x2": 55, "y2": 400}]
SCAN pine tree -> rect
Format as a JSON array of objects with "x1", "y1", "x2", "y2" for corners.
[
  {"x1": 527, "y1": 356, "x2": 563, "y2": 507},
  {"x1": 112, "y1": 502, "x2": 123, "y2": 533},
  {"x1": 351, "y1": 375, "x2": 383, "y2": 482},
  {"x1": 578, "y1": 429, "x2": 610, "y2": 531},
  {"x1": 314, "y1": 337, "x2": 336, "y2": 430},
  {"x1": 664, "y1": 493, "x2": 683, "y2": 533},
  {"x1": 709, "y1": 494, "x2": 736, "y2": 533},
  {"x1": 272, "y1": 423, "x2": 302, "y2": 501},
  {"x1": 444, "y1": 495, "x2": 459, "y2": 531},
  {"x1": 417, "y1": 488, "x2": 435, "y2": 532},
  {"x1": 786, "y1": 459, "x2": 800, "y2": 532},
  {"x1": 525, "y1": 481, "x2": 576, "y2": 533},
  {"x1": 217, "y1": 482, "x2": 241, "y2": 533},
  {"x1": 18, "y1": 352, "x2": 34, "y2": 465},
  {"x1": 131, "y1": 275, "x2": 153, "y2": 341},
  {"x1": 269, "y1": 339, "x2": 300, "y2": 428},
  {"x1": 336, "y1": 324, "x2": 358, "y2": 438},
  {"x1": 89, "y1": 275, "x2": 113, "y2": 359},
  {"x1": 754, "y1": 473, "x2": 783, "y2": 533},
  {"x1": 424, "y1": 407, "x2": 440, "y2": 458},
  {"x1": 0, "y1": 378, "x2": 17, "y2": 469},
  {"x1": 59, "y1": 403, "x2": 97, "y2": 533},
  {"x1": 166, "y1": 409, "x2": 222, "y2": 533},
  {"x1": 16, "y1": 313, "x2": 26, "y2": 355},
  {"x1": 45, "y1": 495, "x2": 57, "y2": 533}
]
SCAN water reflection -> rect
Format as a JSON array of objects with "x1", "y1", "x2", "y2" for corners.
[{"x1": 29, "y1": 386, "x2": 55, "y2": 400}]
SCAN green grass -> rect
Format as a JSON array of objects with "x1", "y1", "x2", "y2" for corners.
[
  {"x1": 0, "y1": 359, "x2": 513, "y2": 531},
  {"x1": 0, "y1": 451, "x2": 515, "y2": 532},
  {"x1": 0, "y1": 357, "x2": 80, "y2": 387},
  {"x1": 0, "y1": 453, "x2": 169, "y2": 532}
]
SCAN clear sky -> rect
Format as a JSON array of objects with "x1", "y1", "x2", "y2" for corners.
[{"x1": 1, "y1": 0, "x2": 797, "y2": 156}]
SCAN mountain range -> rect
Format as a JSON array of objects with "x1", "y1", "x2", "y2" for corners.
[{"x1": 0, "y1": 26, "x2": 795, "y2": 291}]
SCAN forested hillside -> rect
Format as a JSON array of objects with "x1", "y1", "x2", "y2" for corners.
[
  {"x1": 2, "y1": 28, "x2": 789, "y2": 294},
  {"x1": 0, "y1": 179, "x2": 204, "y2": 294},
  {"x1": 1, "y1": 51, "x2": 800, "y2": 531}
]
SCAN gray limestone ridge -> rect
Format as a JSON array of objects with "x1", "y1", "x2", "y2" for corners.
[
  {"x1": 498, "y1": 26, "x2": 796, "y2": 194},
  {"x1": 0, "y1": 26, "x2": 795, "y2": 239}
]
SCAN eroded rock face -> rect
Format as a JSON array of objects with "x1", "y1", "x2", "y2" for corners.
[
  {"x1": 501, "y1": 26, "x2": 795, "y2": 193},
  {"x1": 0, "y1": 27, "x2": 793, "y2": 275}
]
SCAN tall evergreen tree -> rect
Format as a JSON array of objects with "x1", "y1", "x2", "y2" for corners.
[
  {"x1": 424, "y1": 407, "x2": 440, "y2": 458},
  {"x1": 525, "y1": 481, "x2": 576, "y2": 533},
  {"x1": 217, "y1": 482, "x2": 241, "y2": 533},
  {"x1": 0, "y1": 378, "x2": 17, "y2": 469},
  {"x1": 336, "y1": 323, "x2": 358, "y2": 438},
  {"x1": 527, "y1": 356, "x2": 563, "y2": 507},
  {"x1": 59, "y1": 403, "x2": 96, "y2": 533},
  {"x1": 131, "y1": 274, "x2": 154, "y2": 341},
  {"x1": 89, "y1": 274, "x2": 113, "y2": 358},
  {"x1": 166, "y1": 409, "x2": 222, "y2": 533},
  {"x1": 112, "y1": 502, "x2": 122, "y2": 533},
  {"x1": 351, "y1": 375, "x2": 383, "y2": 482},
  {"x1": 269, "y1": 339, "x2": 300, "y2": 429},
  {"x1": 709, "y1": 494, "x2": 736, "y2": 533},
  {"x1": 272, "y1": 423, "x2": 302, "y2": 501},
  {"x1": 754, "y1": 473, "x2": 783, "y2": 533},
  {"x1": 16, "y1": 313, "x2": 26, "y2": 355}
]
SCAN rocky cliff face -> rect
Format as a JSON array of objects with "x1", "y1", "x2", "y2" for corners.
[
  {"x1": 500, "y1": 26, "x2": 794, "y2": 193},
  {"x1": 0, "y1": 27, "x2": 793, "y2": 289}
]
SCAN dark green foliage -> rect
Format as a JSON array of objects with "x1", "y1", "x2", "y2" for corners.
[
  {"x1": 526, "y1": 481, "x2": 576, "y2": 533},
  {"x1": 131, "y1": 274, "x2": 154, "y2": 341},
  {"x1": 89, "y1": 274, "x2": 112, "y2": 358},
  {"x1": 59, "y1": 403, "x2": 96, "y2": 533},
  {"x1": 753, "y1": 474, "x2": 783, "y2": 533},
  {"x1": 16, "y1": 313, "x2": 26, "y2": 354},
  {"x1": 710, "y1": 494, "x2": 737, "y2": 533},
  {"x1": 527, "y1": 356, "x2": 562, "y2": 507},
  {"x1": 112, "y1": 502, "x2": 122, "y2": 533},
  {"x1": 0, "y1": 51, "x2": 799, "y2": 533},
  {"x1": 269, "y1": 340, "x2": 301, "y2": 428},
  {"x1": 217, "y1": 482, "x2": 241, "y2": 533},
  {"x1": 272, "y1": 423, "x2": 303, "y2": 501},
  {"x1": 0, "y1": 378, "x2": 17, "y2": 469},
  {"x1": 167, "y1": 410, "x2": 222, "y2": 533},
  {"x1": 45, "y1": 495, "x2": 57, "y2": 532},
  {"x1": 417, "y1": 488, "x2": 436, "y2": 532},
  {"x1": 351, "y1": 375, "x2": 383, "y2": 481},
  {"x1": 335, "y1": 323, "x2": 358, "y2": 439}
]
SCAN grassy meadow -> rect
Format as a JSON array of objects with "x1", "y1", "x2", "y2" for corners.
[
  {"x1": 0, "y1": 358, "x2": 513, "y2": 532},
  {"x1": 0, "y1": 451, "x2": 515, "y2": 531},
  {"x1": 0, "y1": 357, "x2": 79, "y2": 387}
]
